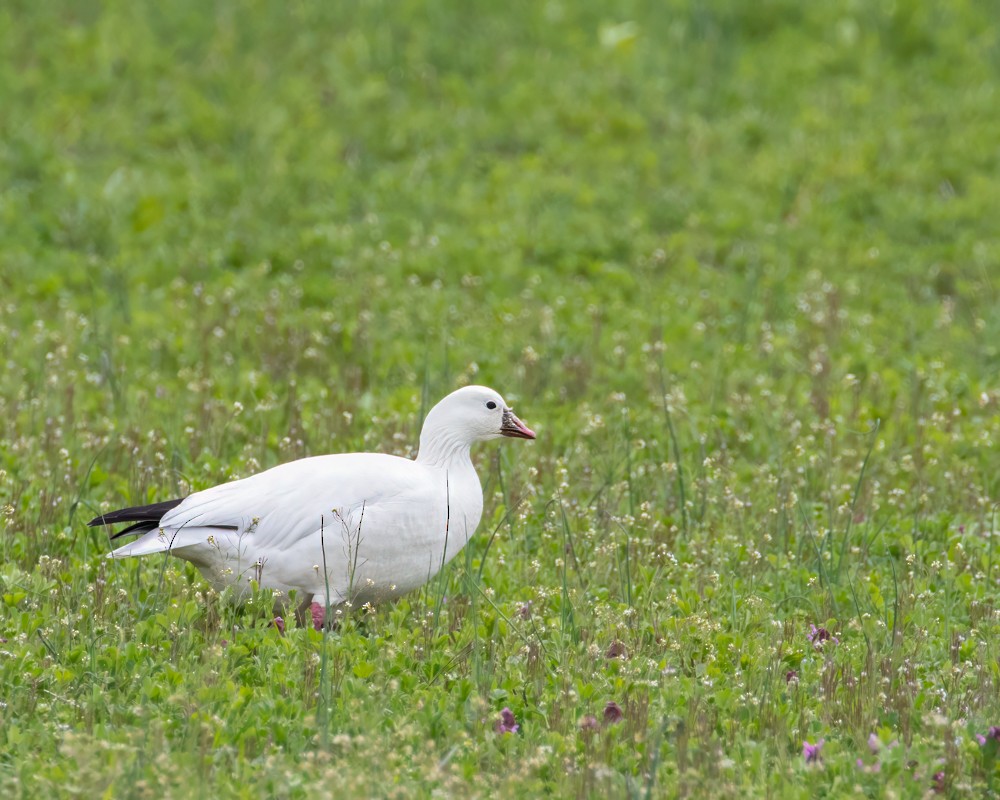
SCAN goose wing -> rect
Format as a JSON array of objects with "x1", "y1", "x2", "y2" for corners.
[{"x1": 110, "y1": 452, "x2": 430, "y2": 557}]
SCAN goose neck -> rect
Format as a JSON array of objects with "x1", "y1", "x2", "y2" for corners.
[{"x1": 415, "y1": 429, "x2": 473, "y2": 468}]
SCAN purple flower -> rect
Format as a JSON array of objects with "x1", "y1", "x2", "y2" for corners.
[
  {"x1": 932, "y1": 771, "x2": 946, "y2": 794},
  {"x1": 867, "y1": 733, "x2": 881, "y2": 753},
  {"x1": 803, "y1": 739, "x2": 824, "y2": 763},
  {"x1": 495, "y1": 707, "x2": 519, "y2": 735},
  {"x1": 976, "y1": 726, "x2": 1000, "y2": 745},
  {"x1": 785, "y1": 670, "x2": 799, "y2": 684},
  {"x1": 273, "y1": 616, "x2": 285, "y2": 635},
  {"x1": 579, "y1": 715, "x2": 600, "y2": 733},
  {"x1": 517, "y1": 602, "x2": 532, "y2": 620},
  {"x1": 808, "y1": 624, "x2": 838, "y2": 646},
  {"x1": 603, "y1": 701, "x2": 624, "y2": 726},
  {"x1": 605, "y1": 640, "x2": 627, "y2": 659}
]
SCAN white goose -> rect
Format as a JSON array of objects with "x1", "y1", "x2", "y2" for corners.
[{"x1": 89, "y1": 386, "x2": 535, "y2": 617}]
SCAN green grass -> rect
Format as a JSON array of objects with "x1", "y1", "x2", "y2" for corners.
[{"x1": 2, "y1": 0, "x2": 1000, "y2": 796}]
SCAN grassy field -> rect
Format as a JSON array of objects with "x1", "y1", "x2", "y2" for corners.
[{"x1": 2, "y1": 0, "x2": 1000, "y2": 796}]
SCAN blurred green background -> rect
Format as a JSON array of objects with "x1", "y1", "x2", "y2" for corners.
[{"x1": 2, "y1": 0, "x2": 999, "y2": 796}]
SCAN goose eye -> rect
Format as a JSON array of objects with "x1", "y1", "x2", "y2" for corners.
[{"x1": 486, "y1": 401, "x2": 497, "y2": 410}]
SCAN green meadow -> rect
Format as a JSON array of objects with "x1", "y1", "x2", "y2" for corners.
[{"x1": 2, "y1": 0, "x2": 999, "y2": 796}]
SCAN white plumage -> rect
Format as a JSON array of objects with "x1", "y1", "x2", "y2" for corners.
[{"x1": 89, "y1": 386, "x2": 535, "y2": 612}]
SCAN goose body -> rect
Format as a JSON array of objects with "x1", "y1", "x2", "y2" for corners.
[{"x1": 90, "y1": 386, "x2": 535, "y2": 609}]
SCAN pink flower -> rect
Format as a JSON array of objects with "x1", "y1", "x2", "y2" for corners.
[
  {"x1": 273, "y1": 616, "x2": 285, "y2": 634},
  {"x1": 495, "y1": 707, "x2": 519, "y2": 734},
  {"x1": 803, "y1": 739, "x2": 824, "y2": 763}
]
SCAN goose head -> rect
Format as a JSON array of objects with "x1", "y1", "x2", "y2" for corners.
[{"x1": 417, "y1": 385, "x2": 535, "y2": 464}]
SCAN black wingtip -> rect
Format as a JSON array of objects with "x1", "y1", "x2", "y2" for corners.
[
  {"x1": 87, "y1": 497, "x2": 186, "y2": 528},
  {"x1": 109, "y1": 521, "x2": 160, "y2": 540}
]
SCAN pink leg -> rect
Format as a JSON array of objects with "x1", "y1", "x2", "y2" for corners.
[{"x1": 310, "y1": 601, "x2": 325, "y2": 631}]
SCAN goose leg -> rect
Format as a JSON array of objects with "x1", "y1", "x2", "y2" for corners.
[{"x1": 293, "y1": 593, "x2": 342, "y2": 631}]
